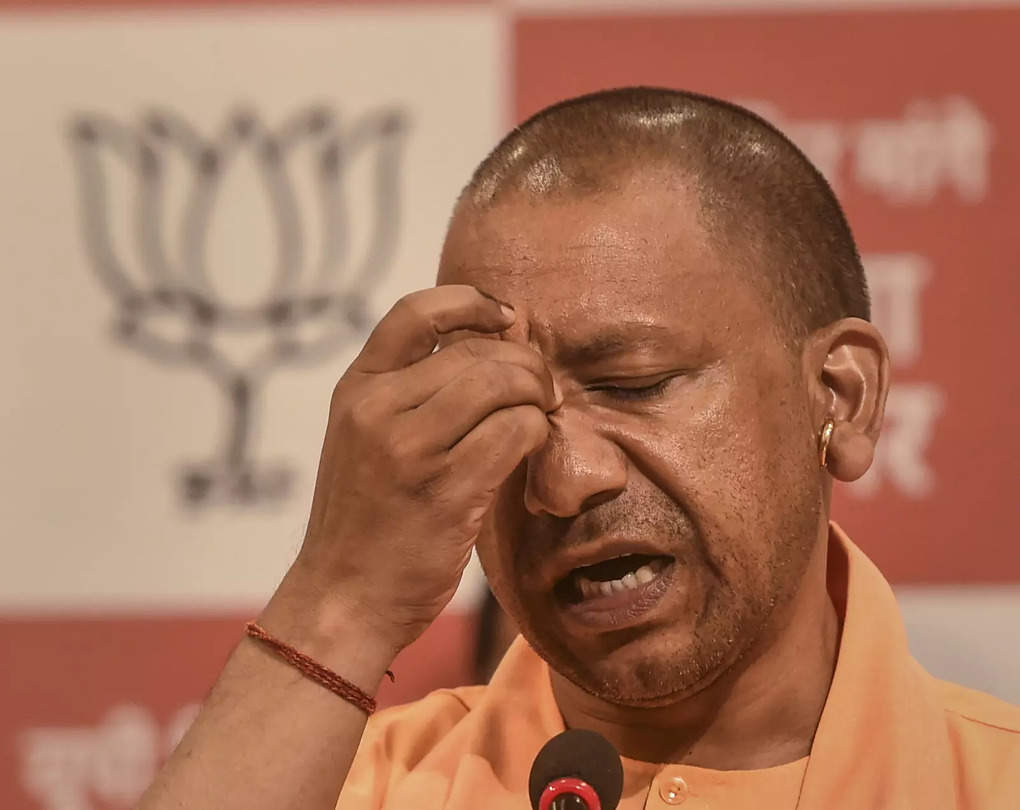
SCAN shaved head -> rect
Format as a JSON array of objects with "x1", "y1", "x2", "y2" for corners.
[{"x1": 459, "y1": 86, "x2": 870, "y2": 341}]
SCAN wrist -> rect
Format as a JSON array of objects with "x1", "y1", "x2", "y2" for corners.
[{"x1": 258, "y1": 563, "x2": 403, "y2": 692}]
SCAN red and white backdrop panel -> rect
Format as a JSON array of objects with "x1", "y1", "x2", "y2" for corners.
[{"x1": 0, "y1": 2, "x2": 1017, "y2": 808}]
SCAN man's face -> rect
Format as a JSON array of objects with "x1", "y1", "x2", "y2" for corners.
[{"x1": 438, "y1": 169, "x2": 825, "y2": 707}]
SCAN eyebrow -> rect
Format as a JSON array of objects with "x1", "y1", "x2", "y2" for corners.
[{"x1": 556, "y1": 323, "x2": 675, "y2": 367}]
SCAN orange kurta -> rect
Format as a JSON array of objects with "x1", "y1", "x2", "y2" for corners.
[{"x1": 338, "y1": 526, "x2": 1020, "y2": 809}]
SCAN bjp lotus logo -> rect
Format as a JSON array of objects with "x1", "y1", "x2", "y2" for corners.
[{"x1": 69, "y1": 105, "x2": 409, "y2": 505}]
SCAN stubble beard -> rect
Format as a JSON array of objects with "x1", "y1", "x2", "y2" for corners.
[
  {"x1": 542, "y1": 489, "x2": 823, "y2": 709},
  {"x1": 550, "y1": 578, "x2": 768, "y2": 709}
]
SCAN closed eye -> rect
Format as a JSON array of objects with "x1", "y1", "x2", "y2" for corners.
[{"x1": 588, "y1": 374, "x2": 680, "y2": 402}]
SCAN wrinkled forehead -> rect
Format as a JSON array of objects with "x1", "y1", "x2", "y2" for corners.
[{"x1": 437, "y1": 179, "x2": 747, "y2": 356}]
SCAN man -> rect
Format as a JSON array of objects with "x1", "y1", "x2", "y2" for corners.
[{"x1": 137, "y1": 88, "x2": 1020, "y2": 810}]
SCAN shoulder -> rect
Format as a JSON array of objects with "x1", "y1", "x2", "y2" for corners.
[
  {"x1": 934, "y1": 678, "x2": 1020, "y2": 802},
  {"x1": 937, "y1": 678, "x2": 1020, "y2": 736},
  {"x1": 338, "y1": 638, "x2": 554, "y2": 809},
  {"x1": 337, "y1": 685, "x2": 488, "y2": 809},
  {"x1": 363, "y1": 684, "x2": 488, "y2": 757}
]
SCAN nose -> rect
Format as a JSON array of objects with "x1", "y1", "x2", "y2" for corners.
[{"x1": 524, "y1": 410, "x2": 628, "y2": 518}]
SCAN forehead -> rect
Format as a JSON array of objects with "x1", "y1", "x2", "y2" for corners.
[{"x1": 439, "y1": 172, "x2": 758, "y2": 354}]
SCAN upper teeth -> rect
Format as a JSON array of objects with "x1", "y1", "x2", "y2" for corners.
[{"x1": 577, "y1": 563, "x2": 660, "y2": 600}]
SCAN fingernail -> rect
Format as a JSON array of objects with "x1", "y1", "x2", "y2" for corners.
[
  {"x1": 499, "y1": 303, "x2": 516, "y2": 321},
  {"x1": 551, "y1": 377, "x2": 563, "y2": 408}
]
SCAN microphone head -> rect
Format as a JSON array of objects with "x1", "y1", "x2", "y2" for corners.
[{"x1": 528, "y1": 729, "x2": 624, "y2": 810}]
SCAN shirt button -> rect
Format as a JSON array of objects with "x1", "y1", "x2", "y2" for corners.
[{"x1": 658, "y1": 775, "x2": 689, "y2": 805}]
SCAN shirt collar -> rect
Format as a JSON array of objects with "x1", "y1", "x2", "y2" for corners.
[{"x1": 798, "y1": 523, "x2": 956, "y2": 809}]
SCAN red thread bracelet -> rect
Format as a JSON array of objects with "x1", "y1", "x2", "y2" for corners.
[{"x1": 245, "y1": 621, "x2": 394, "y2": 714}]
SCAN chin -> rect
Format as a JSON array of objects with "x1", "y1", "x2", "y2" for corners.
[{"x1": 542, "y1": 623, "x2": 749, "y2": 708}]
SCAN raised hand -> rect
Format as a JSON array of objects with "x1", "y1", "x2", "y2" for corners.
[{"x1": 288, "y1": 285, "x2": 558, "y2": 654}]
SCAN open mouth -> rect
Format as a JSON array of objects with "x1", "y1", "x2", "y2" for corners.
[{"x1": 555, "y1": 553, "x2": 675, "y2": 605}]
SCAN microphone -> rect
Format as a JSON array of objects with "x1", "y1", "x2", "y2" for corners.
[{"x1": 528, "y1": 729, "x2": 624, "y2": 810}]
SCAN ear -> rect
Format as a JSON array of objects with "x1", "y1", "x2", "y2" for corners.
[{"x1": 802, "y1": 317, "x2": 890, "y2": 482}]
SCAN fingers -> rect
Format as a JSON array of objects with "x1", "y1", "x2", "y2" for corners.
[
  {"x1": 448, "y1": 404, "x2": 550, "y2": 492},
  {"x1": 386, "y1": 338, "x2": 558, "y2": 411},
  {"x1": 352, "y1": 286, "x2": 514, "y2": 373},
  {"x1": 413, "y1": 360, "x2": 556, "y2": 449}
]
